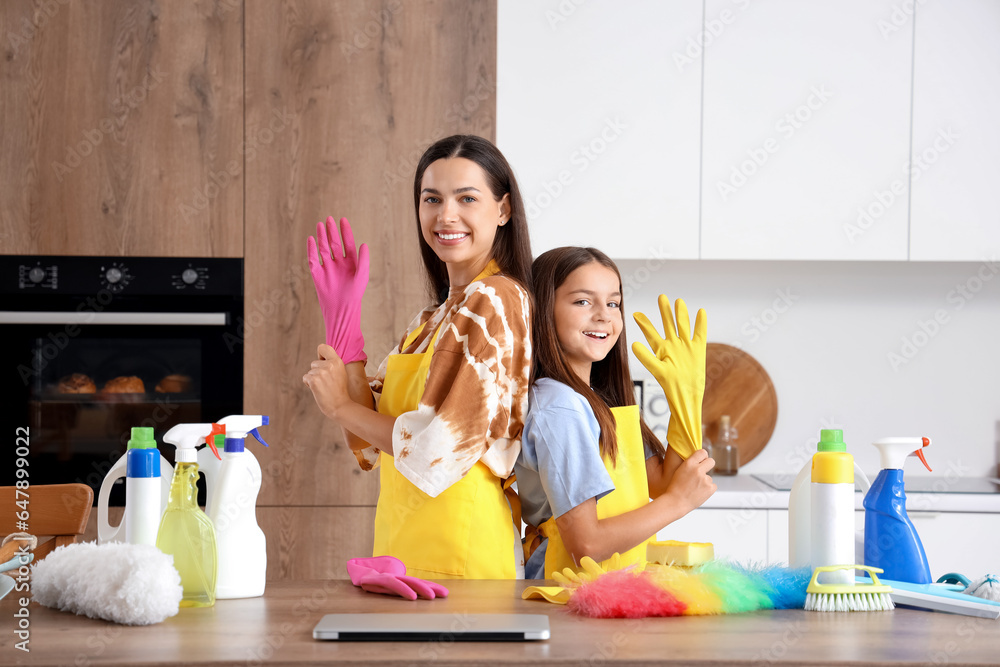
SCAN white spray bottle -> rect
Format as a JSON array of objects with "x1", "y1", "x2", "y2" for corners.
[
  {"x1": 207, "y1": 414, "x2": 270, "y2": 599},
  {"x1": 97, "y1": 427, "x2": 174, "y2": 545}
]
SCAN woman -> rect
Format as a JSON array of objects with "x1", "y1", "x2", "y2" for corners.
[{"x1": 303, "y1": 135, "x2": 533, "y2": 579}]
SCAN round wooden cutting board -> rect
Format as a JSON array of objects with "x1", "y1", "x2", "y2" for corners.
[{"x1": 702, "y1": 343, "x2": 778, "y2": 466}]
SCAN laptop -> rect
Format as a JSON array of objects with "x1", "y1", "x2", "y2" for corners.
[{"x1": 312, "y1": 613, "x2": 550, "y2": 641}]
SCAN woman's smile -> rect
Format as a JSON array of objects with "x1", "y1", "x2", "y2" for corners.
[{"x1": 419, "y1": 157, "x2": 510, "y2": 286}]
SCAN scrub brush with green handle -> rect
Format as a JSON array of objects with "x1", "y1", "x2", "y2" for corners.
[{"x1": 805, "y1": 565, "x2": 894, "y2": 612}]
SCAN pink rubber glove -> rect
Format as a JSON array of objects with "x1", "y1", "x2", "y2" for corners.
[
  {"x1": 346, "y1": 556, "x2": 449, "y2": 601},
  {"x1": 307, "y1": 216, "x2": 369, "y2": 364}
]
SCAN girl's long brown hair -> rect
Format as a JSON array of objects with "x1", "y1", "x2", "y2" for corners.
[
  {"x1": 531, "y1": 247, "x2": 665, "y2": 465},
  {"x1": 413, "y1": 135, "x2": 533, "y2": 302}
]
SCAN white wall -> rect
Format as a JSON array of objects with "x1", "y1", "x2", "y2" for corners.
[{"x1": 617, "y1": 258, "x2": 1000, "y2": 478}]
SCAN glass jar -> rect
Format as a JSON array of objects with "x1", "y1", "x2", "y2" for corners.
[{"x1": 714, "y1": 415, "x2": 740, "y2": 475}]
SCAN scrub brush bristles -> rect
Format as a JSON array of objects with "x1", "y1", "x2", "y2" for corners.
[
  {"x1": 804, "y1": 565, "x2": 895, "y2": 612},
  {"x1": 805, "y1": 590, "x2": 894, "y2": 612}
]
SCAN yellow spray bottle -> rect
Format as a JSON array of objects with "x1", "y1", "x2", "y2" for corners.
[{"x1": 156, "y1": 422, "x2": 223, "y2": 607}]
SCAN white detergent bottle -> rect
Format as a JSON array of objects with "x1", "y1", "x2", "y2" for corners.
[
  {"x1": 97, "y1": 427, "x2": 174, "y2": 545},
  {"x1": 788, "y1": 429, "x2": 870, "y2": 578},
  {"x1": 209, "y1": 414, "x2": 271, "y2": 599}
]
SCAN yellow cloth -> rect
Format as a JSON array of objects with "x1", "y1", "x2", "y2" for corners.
[
  {"x1": 372, "y1": 263, "x2": 518, "y2": 580},
  {"x1": 532, "y1": 405, "x2": 653, "y2": 578},
  {"x1": 632, "y1": 295, "x2": 707, "y2": 460}
]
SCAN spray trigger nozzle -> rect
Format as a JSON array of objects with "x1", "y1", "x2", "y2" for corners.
[
  {"x1": 249, "y1": 428, "x2": 269, "y2": 448},
  {"x1": 915, "y1": 437, "x2": 932, "y2": 472},
  {"x1": 204, "y1": 423, "x2": 225, "y2": 460}
]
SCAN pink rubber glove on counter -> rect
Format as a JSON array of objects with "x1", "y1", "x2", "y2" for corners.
[
  {"x1": 346, "y1": 556, "x2": 449, "y2": 601},
  {"x1": 307, "y1": 216, "x2": 369, "y2": 364}
]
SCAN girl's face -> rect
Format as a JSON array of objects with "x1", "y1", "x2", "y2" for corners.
[
  {"x1": 554, "y1": 261, "x2": 623, "y2": 385},
  {"x1": 419, "y1": 157, "x2": 511, "y2": 287}
]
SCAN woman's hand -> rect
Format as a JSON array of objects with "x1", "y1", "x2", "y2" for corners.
[
  {"x1": 302, "y1": 344, "x2": 352, "y2": 422},
  {"x1": 307, "y1": 217, "x2": 369, "y2": 364},
  {"x1": 663, "y1": 449, "x2": 716, "y2": 515}
]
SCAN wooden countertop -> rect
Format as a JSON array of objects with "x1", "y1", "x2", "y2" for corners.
[{"x1": 2, "y1": 579, "x2": 999, "y2": 666}]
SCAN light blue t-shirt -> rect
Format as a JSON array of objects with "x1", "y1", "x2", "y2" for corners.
[{"x1": 515, "y1": 378, "x2": 655, "y2": 578}]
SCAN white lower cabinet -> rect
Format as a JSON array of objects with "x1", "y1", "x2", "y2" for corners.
[
  {"x1": 669, "y1": 507, "x2": 1000, "y2": 579},
  {"x1": 905, "y1": 511, "x2": 1000, "y2": 580},
  {"x1": 656, "y1": 508, "x2": 768, "y2": 564},
  {"x1": 766, "y1": 509, "x2": 999, "y2": 578}
]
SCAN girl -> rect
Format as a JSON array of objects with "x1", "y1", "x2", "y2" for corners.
[
  {"x1": 515, "y1": 247, "x2": 716, "y2": 579},
  {"x1": 303, "y1": 135, "x2": 533, "y2": 580}
]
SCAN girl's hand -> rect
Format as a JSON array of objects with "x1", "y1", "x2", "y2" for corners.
[
  {"x1": 302, "y1": 343, "x2": 351, "y2": 421},
  {"x1": 632, "y1": 295, "x2": 707, "y2": 460},
  {"x1": 664, "y1": 449, "x2": 716, "y2": 514}
]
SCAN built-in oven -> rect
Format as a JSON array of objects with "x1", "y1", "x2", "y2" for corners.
[{"x1": 1, "y1": 256, "x2": 243, "y2": 505}]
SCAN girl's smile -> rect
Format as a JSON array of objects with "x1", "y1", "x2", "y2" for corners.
[{"x1": 554, "y1": 262, "x2": 623, "y2": 384}]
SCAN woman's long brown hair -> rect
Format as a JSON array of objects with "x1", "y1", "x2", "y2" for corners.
[
  {"x1": 413, "y1": 135, "x2": 533, "y2": 302},
  {"x1": 531, "y1": 247, "x2": 665, "y2": 465}
]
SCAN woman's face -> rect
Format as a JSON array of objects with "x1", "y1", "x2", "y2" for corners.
[
  {"x1": 554, "y1": 261, "x2": 623, "y2": 385},
  {"x1": 419, "y1": 157, "x2": 510, "y2": 287}
]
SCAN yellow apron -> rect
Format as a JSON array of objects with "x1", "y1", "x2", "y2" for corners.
[
  {"x1": 372, "y1": 266, "x2": 518, "y2": 580},
  {"x1": 534, "y1": 405, "x2": 652, "y2": 578}
]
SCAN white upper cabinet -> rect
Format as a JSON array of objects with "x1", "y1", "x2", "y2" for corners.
[
  {"x1": 497, "y1": 0, "x2": 702, "y2": 259},
  {"x1": 910, "y1": 0, "x2": 1000, "y2": 261},
  {"x1": 700, "y1": 0, "x2": 913, "y2": 260}
]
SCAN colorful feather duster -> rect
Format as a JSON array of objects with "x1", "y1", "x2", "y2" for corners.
[{"x1": 565, "y1": 561, "x2": 811, "y2": 619}]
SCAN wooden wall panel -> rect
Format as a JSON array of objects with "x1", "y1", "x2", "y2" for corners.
[
  {"x1": 244, "y1": 0, "x2": 497, "y2": 532},
  {"x1": 259, "y1": 506, "x2": 376, "y2": 580},
  {"x1": 0, "y1": 0, "x2": 243, "y2": 257}
]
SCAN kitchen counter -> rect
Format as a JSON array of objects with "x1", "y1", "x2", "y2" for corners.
[
  {"x1": 3, "y1": 579, "x2": 999, "y2": 666},
  {"x1": 704, "y1": 473, "x2": 1000, "y2": 513}
]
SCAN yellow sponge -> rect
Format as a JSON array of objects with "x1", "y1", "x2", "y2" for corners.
[{"x1": 646, "y1": 540, "x2": 714, "y2": 567}]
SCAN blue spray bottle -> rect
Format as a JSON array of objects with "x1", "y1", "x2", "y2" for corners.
[{"x1": 863, "y1": 437, "x2": 933, "y2": 584}]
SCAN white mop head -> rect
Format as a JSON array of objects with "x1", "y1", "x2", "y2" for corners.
[
  {"x1": 965, "y1": 575, "x2": 1000, "y2": 603},
  {"x1": 31, "y1": 541, "x2": 182, "y2": 625}
]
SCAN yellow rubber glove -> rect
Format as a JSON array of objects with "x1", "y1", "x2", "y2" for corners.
[
  {"x1": 523, "y1": 554, "x2": 645, "y2": 605},
  {"x1": 632, "y1": 295, "x2": 707, "y2": 460}
]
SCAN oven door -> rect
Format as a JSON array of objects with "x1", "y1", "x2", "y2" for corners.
[{"x1": 1, "y1": 308, "x2": 242, "y2": 505}]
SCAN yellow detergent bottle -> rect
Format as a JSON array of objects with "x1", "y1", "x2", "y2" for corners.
[{"x1": 156, "y1": 422, "x2": 223, "y2": 608}]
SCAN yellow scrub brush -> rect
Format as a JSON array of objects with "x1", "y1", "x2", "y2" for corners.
[{"x1": 805, "y1": 565, "x2": 894, "y2": 612}]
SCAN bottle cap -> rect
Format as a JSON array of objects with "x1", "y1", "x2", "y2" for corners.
[
  {"x1": 817, "y1": 429, "x2": 846, "y2": 452},
  {"x1": 127, "y1": 427, "x2": 156, "y2": 449}
]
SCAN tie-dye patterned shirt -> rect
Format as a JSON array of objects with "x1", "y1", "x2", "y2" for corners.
[{"x1": 356, "y1": 266, "x2": 532, "y2": 498}]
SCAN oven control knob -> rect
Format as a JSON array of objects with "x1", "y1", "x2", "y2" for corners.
[
  {"x1": 29, "y1": 267, "x2": 46, "y2": 283},
  {"x1": 105, "y1": 267, "x2": 123, "y2": 284},
  {"x1": 182, "y1": 268, "x2": 199, "y2": 285}
]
